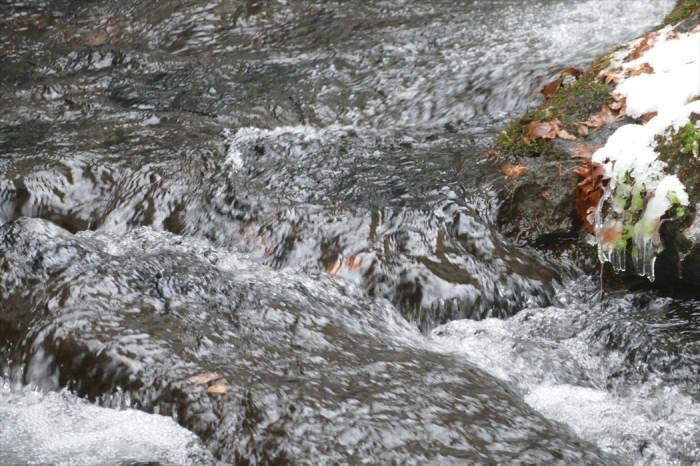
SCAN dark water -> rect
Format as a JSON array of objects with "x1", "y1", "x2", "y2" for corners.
[{"x1": 3, "y1": 0, "x2": 698, "y2": 464}]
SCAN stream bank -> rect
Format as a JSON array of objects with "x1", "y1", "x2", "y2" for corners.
[{"x1": 495, "y1": 0, "x2": 700, "y2": 289}]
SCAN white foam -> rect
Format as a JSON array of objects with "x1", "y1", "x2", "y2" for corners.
[
  {"x1": 0, "y1": 388, "x2": 213, "y2": 466},
  {"x1": 430, "y1": 288, "x2": 700, "y2": 465}
]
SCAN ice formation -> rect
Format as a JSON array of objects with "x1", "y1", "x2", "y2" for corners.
[{"x1": 592, "y1": 25, "x2": 700, "y2": 281}]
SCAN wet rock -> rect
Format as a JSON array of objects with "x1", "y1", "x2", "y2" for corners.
[
  {"x1": 497, "y1": 159, "x2": 580, "y2": 245},
  {"x1": 0, "y1": 218, "x2": 620, "y2": 465}
]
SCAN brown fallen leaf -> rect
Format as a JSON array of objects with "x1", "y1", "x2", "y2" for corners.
[
  {"x1": 666, "y1": 31, "x2": 681, "y2": 41},
  {"x1": 598, "y1": 70, "x2": 620, "y2": 84},
  {"x1": 188, "y1": 372, "x2": 224, "y2": 386},
  {"x1": 630, "y1": 63, "x2": 654, "y2": 77},
  {"x1": 523, "y1": 118, "x2": 563, "y2": 145},
  {"x1": 327, "y1": 256, "x2": 363, "y2": 277},
  {"x1": 629, "y1": 33, "x2": 657, "y2": 61},
  {"x1": 539, "y1": 189, "x2": 552, "y2": 201},
  {"x1": 573, "y1": 159, "x2": 609, "y2": 233},
  {"x1": 540, "y1": 77, "x2": 565, "y2": 100},
  {"x1": 574, "y1": 122, "x2": 590, "y2": 137},
  {"x1": 641, "y1": 111, "x2": 657, "y2": 123},
  {"x1": 540, "y1": 68, "x2": 583, "y2": 100},
  {"x1": 207, "y1": 382, "x2": 231, "y2": 394},
  {"x1": 609, "y1": 94, "x2": 627, "y2": 118},
  {"x1": 558, "y1": 129, "x2": 577, "y2": 141},
  {"x1": 580, "y1": 104, "x2": 624, "y2": 131},
  {"x1": 501, "y1": 163, "x2": 528, "y2": 180},
  {"x1": 487, "y1": 150, "x2": 499, "y2": 158},
  {"x1": 572, "y1": 144, "x2": 604, "y2": 159}
]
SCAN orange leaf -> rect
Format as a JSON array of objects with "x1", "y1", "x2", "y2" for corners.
[
  {"x1": 327, "y1": 256, "x2": 363, "y2": 277},
  {"x1": 523, "y1": 118, "x2": 563, "y2": 144},
  {"x1": 560, "y1": 68, "x2": 584, "y2": 79},
  {"x1": 540, "y1": 77, "x2": 565, "y2": 100},
  {"x1": 207, "y1": 382, "x2": 231, "y2": 394},
  {"x1": 630, "y1": 63, "x2": 654, "y2": 77},
  {"x1": 540, "y1": 68, "x2": 583, "y2": 100},
  {"x1": 487, "y1": 150, "x2": 499, "y2": 158},
  {"x1": 501, "y1": 163, "x2": 528, "y2": 180},
  {"x1": 573, "y1": 159, "x2": 609, "y2": 233},
  {"x1": 188, "y1": 372, "x2": 224, "y2": 386}
]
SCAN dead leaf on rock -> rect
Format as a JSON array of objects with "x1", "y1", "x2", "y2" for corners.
[
  {"x1": 540, "y1": 68, "x2": 583, "y2": 100},
  {"x1": 540, "y1": 77, "x2": 565, "y2": 100},
  {"x1": 641, "y1": 111, "x2": 657, "y2": 123},
  {"x1": 574, "y1": 122, "x2": 589, "y2": 137},
  {"x1": 598, "y1": 70, "x2": 620, "y2": 84},
  {"x1": 523, "y1": 118, "x2": 563, "y2": 144},
  {"x1": 630, "y1": 63, "x2": 654, "y2": 77},
  {"x1": 207, "y1": 382, "x2": 231, "y2": 394},
  {"x1": 573, "y1": 159, "x2": 609, "y2": 233},
  {"x1": 538, "y1": 189, "x2": 552, "y2": 201},
  {"x1": 487, "y1": 150, "x2": 499, "y2": 158},
  {"x1": 558, "y1": 129, "x2": 577, "y2": 141},
  {"x1": 572, "y1": 144, "x2": 604, "y2": 159},
  {"x1": 609, "y1": 94, "x2": 627, "y2": 118},
  {"x1": 327, "y1": 256, "x2": 363, "y2": 277},
  {"x1": 501, "y1": 163, "x2": 528, "y2": 180},
  {"x1": 629, "y1": 33, "x2": 657, "y2": 61},
  {"x1": 580, "y1": 104, "x2": 624, "y2": 131},
  {"x1": 188, "y1": 372, "x2": 224, "y2": 386}
]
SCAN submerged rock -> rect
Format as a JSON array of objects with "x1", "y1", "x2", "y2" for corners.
[{"x1": 0, "y1": 218, "x2": 619, "y2": 465}]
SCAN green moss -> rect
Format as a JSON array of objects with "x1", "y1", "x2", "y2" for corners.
[
  {"x1": 496, "y1": 69, "x2": 614, "y2": 158},
  {"x1": 660, "y1": 0, "x2": 700, "y2": 29},
  {"x1": 654, "y1": 113, "x2": 700, "y2": 203}
]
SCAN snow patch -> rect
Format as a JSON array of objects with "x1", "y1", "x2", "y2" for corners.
[{"x1": 592, "y1": 26, "x2": 700, "y2": 280}]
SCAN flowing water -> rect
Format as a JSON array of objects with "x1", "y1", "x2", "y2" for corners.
[{"x1": 2, "y1": 0, "x2": 697, "y2": 464}]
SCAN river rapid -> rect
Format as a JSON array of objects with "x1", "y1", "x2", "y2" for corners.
[{"x1": 2, "y1": 0, "x2": 697, "y2": 464}]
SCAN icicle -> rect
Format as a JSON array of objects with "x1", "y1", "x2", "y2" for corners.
[{"x1": 632, "y1": 217, "x2": 662, "y2": 282}]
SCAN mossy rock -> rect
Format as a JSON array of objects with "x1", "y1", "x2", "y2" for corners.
[
  {"x1": 493, "y1": 0, "x2": 700, "y2": 289},
  {"x1": 495, "y1": 67, "x2": 615, "y2": 159}
]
